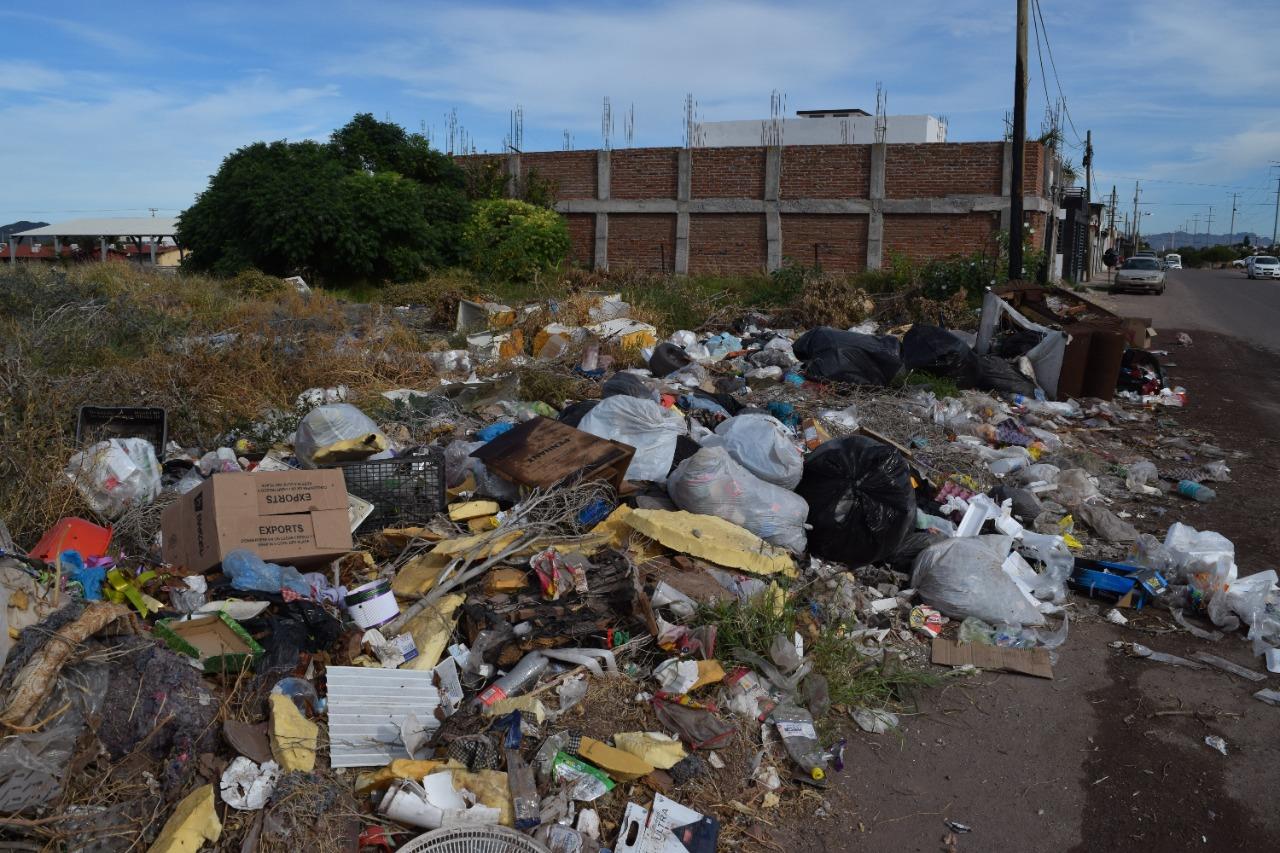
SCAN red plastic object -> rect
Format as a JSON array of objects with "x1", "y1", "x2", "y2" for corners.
[{"x1": 30, "y1": 518, "x2": 112, "y2": 563}]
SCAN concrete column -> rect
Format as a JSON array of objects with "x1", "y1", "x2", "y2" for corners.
[
  {"x1": 675, "y1": 149, "x2": 692, "y2": 275},
  {"x1": 7, "y1": 238, "x2": 14, "y2": 265},
  {"x1": 594, "y1": 150, "x2": 610, "y2": 271},
  {"x1": 53, "y1": 236, "x2": 61, "y2": 258},
  {"x1": 149, "y1": 238, "x2": 157, "y2": 265},
  {"x1": 505, "y1": 152, "x2": 521, "y2": 198},
  {"x1": 100, "y1": 237, "x2": 107, "y2": 261},
  {"x1": 1000, "y1": 141, "x2": 1013, "y2": 231},
  {"x1": 764, "y1": 146, "x2": 782, "y2": 271},
  {"x1": 866, "y1": 142, "x2": 887, "y2": 270}
]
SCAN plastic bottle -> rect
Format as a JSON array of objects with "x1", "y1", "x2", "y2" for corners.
[
  {"x1": 1177, "y1": 480, "x2": 1216, "y2": 502},
  {"x1": 506, "y1": 749, "x2": 541, "y2": 830},
  {"x1": 271, "y1": 677, "x2": 325, "y2": 714},
  {"x1": 770, "y1": 705, "x2": 828, "y2": 781},
  {"x1": 474, "y1": 651, "x2": 549, "y2": 709}
]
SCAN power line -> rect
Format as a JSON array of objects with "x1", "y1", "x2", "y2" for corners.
[
  {"x1": 1032, "y1": 0, "x2": 1083, "y2": 144},
  {"x1": 1092, "y1": 174, "x2": 1269, "y2": 191},
  {"x1": 1030, "y1": 7, "x2": 1053, "y2": 119}
]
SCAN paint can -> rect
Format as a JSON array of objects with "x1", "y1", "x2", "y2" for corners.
[{"x1": 344, "y1": 578, "x2": 399, "y2": 629}]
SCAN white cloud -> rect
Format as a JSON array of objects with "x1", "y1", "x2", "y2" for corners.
[{"x1": 0, "y1": 61, "x2": 66, "y2": 93}]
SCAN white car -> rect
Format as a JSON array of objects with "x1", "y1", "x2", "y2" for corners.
[
  {"x1": 1232, "y1": 256, "x2": 1252, "y2": 269},
  {"x1": 1113, "y1": 257, "x2": 1166, "y2": 294},
  {"x1": 1247, "y1": 255, "x2": 1280, "y2": 279},
  {"x1": 1163, "y1": 253, "x2": 1182, "y2": 269}
]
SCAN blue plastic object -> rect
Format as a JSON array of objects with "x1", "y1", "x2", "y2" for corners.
[
  {"x1": 223, "y1": 549, "x2": 312, "y2": 597},
  {"x1": 61, "y1": 550, "x2": 106, "y2": 600},
  {"x1": 478, "y1": 421, "x2": 516, "y2": 442},
  {"x1": 1069, "y1": 558, "x2": 1167, "y2": 610}
]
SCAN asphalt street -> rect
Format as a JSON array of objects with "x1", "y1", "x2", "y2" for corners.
[{"x1": 1090, "y1": 266, "x2": 1280, "y2": 351}]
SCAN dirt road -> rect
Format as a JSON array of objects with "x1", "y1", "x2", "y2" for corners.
[{"x1": 793, "y1": 330, "x2": 1280, "y2": 852}]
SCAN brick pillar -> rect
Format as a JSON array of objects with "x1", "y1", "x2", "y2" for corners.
[
  {"x1": 765, "y1": 146, "x2": 782, "y2": 272},
  {"x1": 866, "y1": 142, "x2": 887, "y2": 270},
  {"x1": 675, "y1": 149, "x2": 692, "y2": 275},
  {"x1": 595, "y1": 149, "x2": 611, "y2": 271}
]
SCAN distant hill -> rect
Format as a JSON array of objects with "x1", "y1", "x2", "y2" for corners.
[
  {"x1": 0, "y1": 220, "x2": 49, "y2": 241},
  {"x1": 1144, "y1": 230, "x2": 1269, "y2": 250}
]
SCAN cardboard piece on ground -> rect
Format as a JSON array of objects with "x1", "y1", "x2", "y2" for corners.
[
  {"x1": 615, "y1": 792, "x2": 719, "y2": 853},
  {"x1": 146, "y1": 784, "x2": 221, "y2": 853},
  {"x1": 155, "y1": 612, "x2": 264, "y2": 675},
  {"x1": 931, "y1": 638, "x2": 1053, "y2": 679},
  {"x1": 470, "y1": 417, "x2": 635, "y2": 494},
  {"x1": 161, "y1": 470, "x2": 351, "y2": 573}
]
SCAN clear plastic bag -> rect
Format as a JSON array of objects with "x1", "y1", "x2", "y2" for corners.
[
  {"x1": 1164, "y1": 523, "x2": 1236, "y2": 580},
  {"x1": 293, "y1": 403, "x2": 390, "y2": 468},
  {"x1": 667, "y1": 447, "x2": 808, "y2": 552},
  {"x1": 577, "y1": 395, "x2": 688, "y2": 483},
  {"x1": 913, "y1": 536, "x2": 1046, "y2": 626},
  {"x1": 64, "y1": 438, "x2": 162, "y2": 519},
  {"x1": 703, "y1": 413, "x2": 804, "y2": 489}
]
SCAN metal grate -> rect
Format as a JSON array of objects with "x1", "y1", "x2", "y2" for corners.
[
  {"x1": 399, "y1": 827, "x2": 551, "y2": 853},
  {"x1": 337, "y1": 447, "x2": 446, "y2": 533}
]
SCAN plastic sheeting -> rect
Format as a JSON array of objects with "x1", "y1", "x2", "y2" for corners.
[
  {"x1": 703, "y1": 414, "x2": 804, "y2": 489},
  {"x1": 974, "y1": 291, "x2": 1068, "y2": 399},
  {"x1": 577, "y1": 395, "x2": 688, "y2": 483},
  {"x1": 667, "y1": 447, "x2": 808, "y2": 553}
]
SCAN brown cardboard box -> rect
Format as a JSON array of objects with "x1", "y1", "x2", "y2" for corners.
[
  {"x1": 162, "y1": 470, "x2": 352, "y2": 572},
  {"x1": 469, "y1": 416, "x2": 635, "y2": 493}
]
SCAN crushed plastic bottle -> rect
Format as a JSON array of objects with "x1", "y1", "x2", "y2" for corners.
[
  {"x1": 475, "y1": 651, "x2": 549, "y2": 709},
  {"x1": 770, "y1": 705, "x2": 828, "y2": 781},
  {"x1": 506, "y1": 749, "x2": 541, "y2": 830},
  {"x1": 1177, "y1": 480, "x2": 1216, "y2": 503}
]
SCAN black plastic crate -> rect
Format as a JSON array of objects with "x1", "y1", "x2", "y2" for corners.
[
  {"x1": 76, "y1": 406, "x2": 167, "y2": 455},
  {"x1": 338, "y1": 448, "x2": 446, "y2": 533}
]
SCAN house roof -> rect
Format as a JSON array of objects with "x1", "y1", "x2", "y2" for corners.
[{"x1": 12, "y1": 216, "x2": 179, "y2": 238}]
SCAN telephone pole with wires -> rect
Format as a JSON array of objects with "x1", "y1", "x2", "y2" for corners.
[
  {"x1": 1083, "y1": 130, "x2": 1093, "y2": 279},
  {"x1": 1204, "y1": 206, "x2": 1214, "y2": 248},
  {"x1": 1009, "y1": 0, "x2": 1029, "y2": 280},
  {"x1": 1271, "y1": 164, "x2": 1280, "y2": 250},
  {"x1": 1229, "y1": 193, "x2": 1238, "y2": 245}
]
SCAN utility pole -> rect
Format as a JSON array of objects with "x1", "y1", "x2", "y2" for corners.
[
  {"x1": 1083, "y1": 129, "x2": 1093, "y2": 280},
  {"x1": 1130, "y1": 181, "x2": 1140, "y2": 251},
  {"x1": 1272, "y1": 171, "x2": 1280, "y2": 250},
  {"x1": 1108, "y1": 185, "x2": 1118, "y2": 283},
  {"x1": 1204, "y1": 206, "x2": 1215, "y2": 249},
  {"x1": 1008, "y1": 0, "x2": 1028, "y2": 280},
  {"x1": 1229, "y1": 193, "x2": 1238, "y2": 245},
  {"x1": 1191, "y1": 213, "x2": 1200, "y2": 248}
]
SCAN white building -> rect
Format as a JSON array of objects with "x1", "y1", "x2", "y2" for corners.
[{"x1": 695, "y1": 109, "x2": 948, "y2": 147}]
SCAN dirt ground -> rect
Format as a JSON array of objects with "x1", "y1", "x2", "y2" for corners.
[{"x1": 777, "y1": 330, "x2": 1280, "y2": 852}]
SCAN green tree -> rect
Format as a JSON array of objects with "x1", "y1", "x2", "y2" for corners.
[
  {"x1": 463, "y1": 199, "x2": 569, "y2": 282},
  {"x1": 177, "y1": 114, "x2": 470, "y2": 284}
]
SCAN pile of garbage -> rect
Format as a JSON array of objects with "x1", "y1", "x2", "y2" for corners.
[{"x1": 1, "y1": 289, "x2": 1274, "y2": 853}]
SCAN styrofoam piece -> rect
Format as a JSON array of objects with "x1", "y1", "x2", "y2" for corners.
[{"x1": 327, "y1": 666, "x2": 441, "y2": 768}]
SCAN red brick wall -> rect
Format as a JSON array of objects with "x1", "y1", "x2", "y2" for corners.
[
  {"x1": 1023, "y1": 142, "x2": 1043, "y2": 195},
  {"x1": 565, "y1": 213, "x2": 595, "y2": 266},
  {"x1": 692, "y1": 148, "x2": 764, "y2": 198},
  {"x1": 688, "y1": 214, "x2": 766, "y2": 274},
  {"x1": 521, "y1": 151, "x2": 596, "y2": 199},
  {"x1": 781, "y1": 214, "x2": 868, "y2": 271},
  {"x1": 883, "y1": 212, "x2": 1000, "y2": 263},
  {"x1": 608, "y1": 214, "x2": 677, "y2": 272},
  {"x1": 885, "y1": 142, "x2": 1004, "y2": 199},
  {"x1": 610, "y1": 149, "x2": 679, "y2": 200},
  {"x1": 780, "y1": 146, "x2": 871, "y2": 198}
]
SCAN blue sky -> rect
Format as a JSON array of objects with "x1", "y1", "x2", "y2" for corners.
[{"x1": 2, "y1": 0, "x2": 1278, "y2": 237}]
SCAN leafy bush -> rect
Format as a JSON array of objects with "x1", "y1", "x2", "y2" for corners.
[
  {"x1": 464, "y1": 199, "x2": 570, "y2": 282},
  {"x1": 228, "y1": 268, "x2": 287, "y2": 298}
]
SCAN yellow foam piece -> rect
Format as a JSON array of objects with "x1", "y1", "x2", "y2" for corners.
[
  {"x1": 402, "y1": 593, "x2": 465, "y2": 671},
  {"x1": 447, "y1": 768, "x2": 514, "y2": 826},
  {"x1": 354, "y1": 759, "x2": 445, "y2": 795},
  {"x1": 269, "y1": 693, "x2": 318, "y2": 772},
  {"x1": 482, "y1": 694, "x2": 548, "y2": 724},
  {"x1": 624, "y1": 509, "x2": 796, "y2": 577},
  {"x1": 391, "y1": 552, "x2": 452, "y2": 598},
  {"x1": 449, "y1": 500, "x2": 501, "y2": 521},
  {"x1": 612, "y1": 732, "x2": 687, "y2": 770},
  {"x1": 691, "y1": 659, "x2": 726, "y2": 691},
  {"x1": 146, "y1": 784, "x2": 221, "y2": 853},
  {"x1": 578, "y1": 735, "x2": 655, "y2": 782}
]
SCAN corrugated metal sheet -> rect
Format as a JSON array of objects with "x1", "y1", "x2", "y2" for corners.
[
  {"x1": 326, "y1": 666, "x2": 441, "y2": 768},
  {"x1": 11, "y1": 217, "x2": 179, "y2": 238}
]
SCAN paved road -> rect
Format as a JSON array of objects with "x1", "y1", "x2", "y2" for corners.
[{"x1": 1090, "y1": 266, "x2": 1280, "y2": 351}]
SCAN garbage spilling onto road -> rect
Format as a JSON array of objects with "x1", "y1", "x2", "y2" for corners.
[{"x1": 2, "y1": 279, "x2": 1276, "y2": 853}]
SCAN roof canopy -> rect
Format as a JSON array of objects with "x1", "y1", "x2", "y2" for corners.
[{"x1": 12, "y1": 217, "x2": 179, "y2": 238}]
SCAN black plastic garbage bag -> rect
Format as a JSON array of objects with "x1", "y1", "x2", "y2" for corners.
[
  {"x1": 649, "y1": 342, "x2": 694, "y2": 378},
  {"x1": 974, "y1": 354, "x2": 1038, "y2": 397},
  {"x1": 901, "y1": 324, "x2": 980, "y2": 388},
  {"x1": 796, "y1": 435, "x2": 916, "y2": 567},
  {"x1": 602, "y1": 371, "x2": 656, "y2": 400},
  {"x1": 557, "y1": 399, "x2": 599, "y2": 428},
  {"x1": 793, "y1": 327, "x2": 902, "y2": 386}
]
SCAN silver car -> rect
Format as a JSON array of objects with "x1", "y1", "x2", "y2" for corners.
[{"x1": 1113, "y1": 257, "x2": 1166, "y2": 294}]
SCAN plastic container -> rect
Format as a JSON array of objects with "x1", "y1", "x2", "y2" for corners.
[
  {"x1": 506, "y1": 749, "x2": 541, "y2": 830},
  {"x1": 30, "y1": 517, "x2": 113, "y2": 563},
  {"x1": 474, "y1": 652, "x2": 549, "y2": 709},
  {"x1": 1177, "y1": 480, "x2": 1216, "y2": 503},
  {"x1": 770, "y1": 705, "x2": 828, "y2": 781},
  {"x1": 339, "y1": 447, "x2": 446, "y2": 533},
  {"x1": 345, "y1": 578, "x2": 400, "y2": 629},
  {"x1": 76, "y1": 406, "x2": 167, "y2": 456}
]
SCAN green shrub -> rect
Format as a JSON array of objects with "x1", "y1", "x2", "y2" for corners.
[
  {"x1": 227, "y1": 268, "x2": 287, "y2": 298},
  {"x1": 464, "y1": 199, "x2": 570, "y2": 282}
]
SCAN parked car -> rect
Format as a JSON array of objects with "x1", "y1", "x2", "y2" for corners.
[
  {"x1": 1134, "y1": 250, "x2": 1157, "y2": 259},
  {"x1": 1163, "y1": 253, "x2": 1182, "y2": 269},
  {"x1": 1113, "y1": 257, "x2": 1166, "y2": 294},
  {"x1": 1247, "y1": 255, "x2": 1280, "y2": 280},
  {"x1": 1231, "y1": 256, "x2": 1251, "y2": 268}
]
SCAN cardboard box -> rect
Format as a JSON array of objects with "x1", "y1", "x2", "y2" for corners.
[
  {"x1": 162, "y1": 470, "x2": 352, "y2": 572},
  {"x1": 155, "y1": 611, "x2": 264, "y2": 674},
  {"x1": 930, "y1": 638, "x2": 1053, "y2": 679},
  {"x1": 470, "y1": 417, "x2": 635, "y2": 493}
]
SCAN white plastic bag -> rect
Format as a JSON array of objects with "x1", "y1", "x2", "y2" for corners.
[
  {"x1": 578, "y1": 395, "x2": 687, "y2": 483},
  {"x1": 703, "y1": 414, "x2": 803, "y2": 489},
  {"x1": 1164, "y1": 523, "x2": 1236, "y2": 580},
  {"x1": 913, "y1": 536, "x2": 1045, "y2": 626},
  {"x1": 64, "y1": 438, "x2": 161, "y2": 519},
  {"x1": 293, "y1": 403, "x2": 390, "y2": 468},
  {"x1": 667, "y1": 447, "x2": 808, "y2": 553}
]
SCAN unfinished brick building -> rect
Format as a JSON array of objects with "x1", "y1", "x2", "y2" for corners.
[{"x1": 461, "y1": 141, "x2": 1053, "y2": 275}]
